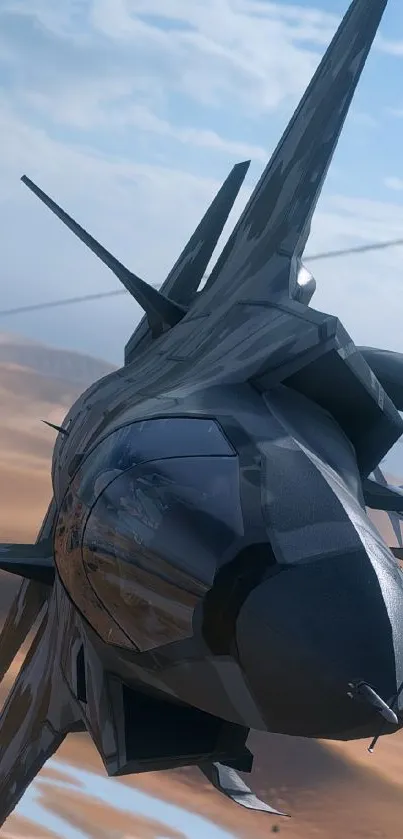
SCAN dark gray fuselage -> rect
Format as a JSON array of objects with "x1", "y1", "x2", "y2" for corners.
[{"x1": 52, "y1": 369, "x2": 403, "y2": 742}]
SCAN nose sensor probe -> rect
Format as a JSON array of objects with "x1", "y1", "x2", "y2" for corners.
[{"x1": 348, "y1": 680, "x2": 402, "y2": 753}]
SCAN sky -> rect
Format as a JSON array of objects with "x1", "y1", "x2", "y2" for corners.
[
  {"x1": 2, "y1": 3, "x2": 403, "y2": 827},
  {"x1": 0, "y1": 0, "x2": 403, "y2": 366},
  {"x1": 11, "y1": 758, "x2": 239, "y2": 839}
]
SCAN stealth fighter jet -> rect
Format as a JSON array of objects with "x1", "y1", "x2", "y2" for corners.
[{"x1": 1, "y1": 0, "x2": 403, "y2": 824}]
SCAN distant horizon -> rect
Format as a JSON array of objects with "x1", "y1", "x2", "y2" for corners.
[{"x1": 0, "y1": 328, "x2": 118, "y2": 367}]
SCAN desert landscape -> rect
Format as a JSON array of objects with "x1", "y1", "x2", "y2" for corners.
[{"x1": 2, "y1": 330, "x2": 403, "y2": 839}]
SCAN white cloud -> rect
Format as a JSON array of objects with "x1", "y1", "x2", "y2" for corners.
[
  {"x1": 377, "y1": 34, "x2": 403, "y2": 56},
  {"x1": 0, "y1": 0, "x2": 345, "y2": 179},
  {"x1": 1, "y1": 0, "x2": 403, "y2": 136},
  {"x1": 0, "y1": 0, "x2": 403, "y2": 365},
  {"x1": 2, "y1": 96, "x2": 403, "y2": 365},
  {"x1": 349, "y1": 111, "x2": 378, "y2": 129},
  {"x1": 89, "y1": 0, "x2": 336, "y2": 94},
  {"x1": 0, "y1": 99, "x2": 257, "y2": 361},
  {"x1": 387, "y1": 106, "x2": 403, "y2": 119},
  {"x1": 0, "y1": 0, "x2": 336, "y2": 120},
  {"x1": 22, "y1": 93, "x2": 268, "y2": 160},
  {"x1": 384, "y1": 177, "x2": 403, "y2": 192}
]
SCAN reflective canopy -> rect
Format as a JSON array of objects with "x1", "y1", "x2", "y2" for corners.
[
  {"x1": 75, "y1": 416, "x2": 235, "y2": 508},
  {"x1": 82, "y1": 456, "x2": 244, "y2": 651}
]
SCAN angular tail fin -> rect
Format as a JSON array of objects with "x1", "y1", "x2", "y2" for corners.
[
  {"x1": 124, "y1": 160, "x2": 250, "y2": 363},
  {"x1": 200, "y1": 0, "x2": 388, "y2": 307},
  {"x1": 163, "y1": 160, "x2": 250, "y2": 305},
  {"x1": 21, "y1": 175, "x2": 186, "y2": 335}
]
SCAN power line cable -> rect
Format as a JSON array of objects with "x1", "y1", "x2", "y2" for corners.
[{"x1": 1, "y1": 237, "x2": 403, "y2": 318}]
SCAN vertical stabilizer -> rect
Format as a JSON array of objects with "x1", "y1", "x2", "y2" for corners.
[
  {"x1": 201, "y1": 0, "x2": 388, "y2": 306},
  {"x1": 21, "y1": 176, "x2": 186, "y2": 334},
  {"x1": 124, "y1": 161, "x2": 250, "y2": 363}
]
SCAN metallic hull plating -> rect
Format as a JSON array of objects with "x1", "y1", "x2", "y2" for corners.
[
  {"x1": 53, "y1": 383, "x2": 403, "y2": 744},
  {"x1": 1, "y1": 0, "x2": 402, "y2": 825}
]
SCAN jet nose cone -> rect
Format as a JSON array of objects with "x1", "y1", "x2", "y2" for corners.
[{"x1": 236, "y1": 552, "x2": 403, "y2": 739}]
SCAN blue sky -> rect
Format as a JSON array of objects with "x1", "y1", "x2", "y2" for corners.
[
  {"x1": 2, "y1": 3, "x2": 403, "y2": 828},
  {"x1": 11, "y1": 758, "x2": 239, "y2": 839},
  {"x1": 0, "y1": 0, "x2": 403, "y2": 364}
]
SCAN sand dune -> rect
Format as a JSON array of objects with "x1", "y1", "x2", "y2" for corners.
[{"x1": 2, "y1": 341, "x2": 403, "y2": 838}]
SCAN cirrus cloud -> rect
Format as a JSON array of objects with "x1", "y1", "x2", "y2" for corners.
[{"x1": 0, "y1": 0, "x2": 403, "y2": 366}]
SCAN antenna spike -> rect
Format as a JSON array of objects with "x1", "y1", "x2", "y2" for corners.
[
  {"x1": 21, "y1": 175, "x2": 186, "y2": 332},
  {"x1": 42, "y1": 419, "x2": 69, "y2": 436}
]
